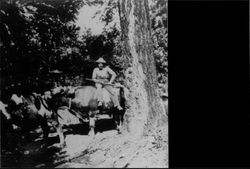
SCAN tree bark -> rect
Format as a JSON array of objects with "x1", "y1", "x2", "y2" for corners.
[{"x1": 118, "y1": 0, "x2": 166, "y2": 138}]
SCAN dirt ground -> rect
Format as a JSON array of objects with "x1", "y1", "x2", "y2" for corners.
[{"x1": 1, "y1": 115, "x2": 168, "y2": 168}]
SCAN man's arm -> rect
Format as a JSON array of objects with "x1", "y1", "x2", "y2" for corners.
[
  {"x1": 107, "y1": 67, "x2": 116, "y2": 84},
  {"x1": 92, "y1": 68, "x2": 97, "y2": 79}
]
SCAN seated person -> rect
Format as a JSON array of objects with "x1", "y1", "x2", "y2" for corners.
[{"x1": 92, "y1": 57, "x2": 123, "y2": 110}]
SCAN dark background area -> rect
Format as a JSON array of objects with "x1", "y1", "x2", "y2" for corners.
[{"x1": 169, "y1": 0, "x2": 249, "y2": 167}]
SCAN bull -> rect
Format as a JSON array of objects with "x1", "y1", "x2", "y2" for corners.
[
  {"x1": 4, "y1": 93, "x2": 66, "y2": 148},
  {"x1": 49, "y1": 83, "x2": 127, "y2": 136}
]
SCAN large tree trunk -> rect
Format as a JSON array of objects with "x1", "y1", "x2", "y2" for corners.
[{"x1": 118, "y1": 0, "x2": 167, "y2": 138}]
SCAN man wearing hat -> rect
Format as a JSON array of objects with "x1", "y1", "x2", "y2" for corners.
[{"x1": 92, "y1": 57, "x2": 123, "y2": 110}]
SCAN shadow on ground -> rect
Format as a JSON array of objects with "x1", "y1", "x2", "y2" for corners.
[{"x1": 1, "y1": 118, "x2": 117, "y2": 168}]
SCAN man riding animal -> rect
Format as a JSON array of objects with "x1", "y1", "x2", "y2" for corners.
[{"x1": 92, "y1": 57, "x2": 123, "y2": 111}]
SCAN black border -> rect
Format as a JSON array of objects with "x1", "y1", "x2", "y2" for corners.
[{"x1": 169, "y1": 0, "x2": 249, "y2": 167}]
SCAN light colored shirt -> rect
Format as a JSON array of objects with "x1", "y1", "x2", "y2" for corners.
[{"x1": 92, "y1": 66, "x2": 116, "y2": 83}]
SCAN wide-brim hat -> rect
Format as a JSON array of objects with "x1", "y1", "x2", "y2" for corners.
[{"x1": 96, "y1": 57, "x2": 106, "y2": 63}]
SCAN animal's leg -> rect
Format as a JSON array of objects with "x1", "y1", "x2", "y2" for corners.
[
  {"x1": 56, "y1": 124, "x2": 65, "y2": 147},
  {"x1": 117, "y1": 114, "x2": 122, "y2": 134},
  {"x1": 41, "y1": 120, "x2": 50, "y2": 144},
  {"x1": 49, "y1": 116, "x2": 66, "y2": 148},
  {"x1": 113, "y1": 111, "x2": 122, "y2": 134},
  {"x1": 112, "y1": 113, "x2": 119, "y2": 131},
  {"x1": 88, "y1": 110, "x2": 95, "y2": 136},
  {"x1": 50, "y1": 109, "x2": 66, "y2": 147}
]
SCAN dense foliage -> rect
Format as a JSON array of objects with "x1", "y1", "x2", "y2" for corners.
[
  {"x1": 0, "y1": 0, "x2": 84, "y2": 98},
  {"x1": 150, "y1": 0, "x2": 168, "y2": 84},
  {"x1": 0, "y1": 0, "x2": 168, "y2": 100}
]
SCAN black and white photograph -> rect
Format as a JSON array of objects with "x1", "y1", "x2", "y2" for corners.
[{"x1": 0, "y1": 0, "x2": 168, "y2": 167}]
